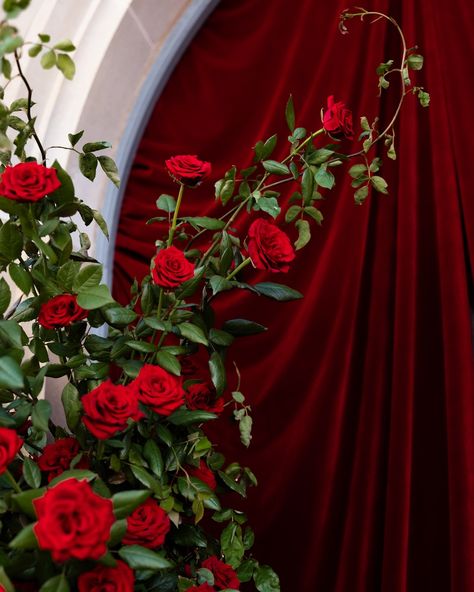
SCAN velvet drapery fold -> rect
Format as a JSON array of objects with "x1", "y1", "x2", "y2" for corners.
[{"x1": 113, "y1": 1, "x2": 474, "y2": 590}]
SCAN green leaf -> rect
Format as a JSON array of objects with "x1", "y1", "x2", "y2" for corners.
[
  {"x1": 143, "y1": 440, "x2": 163, "y2": 478},
  {"x1": 28, "y1": 43, "x2": 41, "y2": 57},
  {"x1": 407, "y1": 53, "x2": 424, "y2": 70},
  {"x1": 56, "y1": 52, "x2": 75, "y2": 79},
  {"x1": 285, "y1": 95, "x2": 295, "y2": 132},
  {"x1": 0, "y1": 320, "x2": 25, "y2": 348},
  {"x1": 38, "y1": 33, "x2": 50, "y2": 43},
  {"x1": 301, "y1": 168, "x2": 314, "y2": 201},
  {"x1": 209, "y1": 275, "x2": 234, "y2": 296},
  {"x1": 156, "y1": 194, "x2": 176, "y2": 213},
  {"x1": 119, "y1": 545, "x2": 174, "y2": 571},
  {"x1": 183, "y1": 216, "x2": 225, "y2": 230},
  {"x1": 221, "y1": 522, "x2": 244, "y2": 567},
  {"x1": 262, "y1": 133, "x2": 277, "y2": 159},
  {"x1": 178, "y1": 322, "x2": 208, "y2": 346},
  {"x1": 0, "y1": 278, "x2": 11, "y2": 316},
  {"x1": 209, "y1": 328, "x2": 234, "y2": 346},
  {"x1": 168, "y1": 409, "x2": 217, "y2": 426},
  {"x1": 239, "y1": 414, "x2": 252, "y2": 447},
  {"x1": 304, "y1": 206, "x2": 323, "y2": 224},
  {"x1": 79, "y1": 152, "x2": 98, "y2": 181},
  {"x1": 307, "y1": 148, "x2": 334, "y2": 165},
  {"x1": 39, "y1": 574, "x2": 70, "y2": 592},
  {"x1": 348, "y1": 164, "x2": 367, "y2": 178},
  {"x1": 76, "y1": 284, "x2": 115, "y2": 310},
  {"x1": 370, "y1": 175, "x2": 388, "y2": 194},
  {"x1": 68, "y1": 130, "x2": 84, "y2": 147},
  {"x1": 285, "y1": 205, "x2": 301, "y2": 223},
  {"x1": 354, "y1": 185, "x2": 369, "y2": 205},
  {"x1": 23, "y1": 457, "x2": 41, "y2": 488},
  {"x1": 0, "y1": 221, "x2": 23, "y2": 261},
  {"x1": 156, "y1": 350, "x2": 181, "y2": 376},
  {"x1": 112, "y1": 490, "x2": 151, "y2": 519},
  {"x1": 11, "y1": 487, "x2": 45, "y2": 518},
  {"x1": 315, "y1": 165, "x2": 335, "y2": 190},
  {"x1": 103, "y1": 307, "x2": 137, "y2": 327},
  {"x1": 418, "y1": 89, "x2": 430, "y2": 108},
  {"x1": 0, "y1": 356, "x2": 24, "y2": 390},
  {"x1": 93, "y1": 209, "x2": 109, "y2": 239},
  {"x1": 252, "y1": 282, "x2": 303, "y2": 301},
  {"x1": 387, "y1": 139, "x2": 396, "y2": 160},
  {"x1": 50, "y1": 160, "x2": 75, "y2": 203},
  {"x1": 255, "y1": 196, "x2": 280, "y2": 218},
  {"x1": 209, "y1": 351, "x2": 226, "y2": 396},
  {"x1": 53, "y1": 39, "x2": 75, "y2": 52},
  {"x1": 31, "y1": 399, "x2": 51, "y2": 432},
  {"x1": 254, "y1": 565, "x2": 281, "y2": 592},
  {"x1": 40, "y1": 49, "x2": 56, "y2": 69},
  {"x1": 72, "y1": 263, "x2": 102, "y2": 292},
  {"x1": 98, "y1": 155, "x2": 120, "y2": 187},
  {"x1": 49, "y1": 469, "x2": 97, "y2": 487},
  {"x1": 262, "y1": 160, "x2": 289, "y2": 176},
  {"x1": 294, "y1": 219, "x2": 311, "y2": 250},
  {"x1": 82, "y1": 141, "x2": 111, "y2": 153},
  {"x1": 61, "y1": 383, "x2": 81, "y2": 431},
  {"x1": 223, "y1": 319, "x2": 267, "y2": 336},
  {"x1": 9, "y1": 522, "x2": 38, "y2": 549}
]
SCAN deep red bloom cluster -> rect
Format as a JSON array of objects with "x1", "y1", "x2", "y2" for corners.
[
  {"x1": 38, "y1": 294, "x2": 88, "y2": 329},
  {"x1": 0, "y1": 162, "x2": 61, "y2": 202}
]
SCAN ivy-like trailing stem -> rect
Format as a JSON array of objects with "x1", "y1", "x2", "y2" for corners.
[
  {"x1": 282, "y1": 128, "x2": 325, "y2": 163},
  {"x1": 5, "y1": 469, "x2": 22, "y2": 494},
  {"x1": 167, "y1": 183, "x2": 185, "y2": 247},
  {"x1": 14, "y1": 50, "x2": 47, "y2": 164},
  {"x1": 226, "y1": 257, "x2": 252, "y2": 281},
  {"x1": 336, "y1": 10, "x2": 408, "y2": 160}
]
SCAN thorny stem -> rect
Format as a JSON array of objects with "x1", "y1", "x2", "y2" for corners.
[{"x1": 14, "y1": 50, "x2": 47, "y2": 164}]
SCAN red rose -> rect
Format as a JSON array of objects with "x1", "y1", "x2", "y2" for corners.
[
  {"x1": 122, "y1": 498, "x2": 170, "y2": 548},
  {"x1": 165, "y1": 155, "x2": 211, "y2": 186},
  {"x1": 0, "y1": 427, "x2": 23, "y2": 475},
  {"x1": 247, "y1": 218, "x2": 295, "y2": 273},
  {"x1": 322, "y1": 95, "x2": 353, "y2": 140},
  {"x1": 129, "y1": 364, "x2": 184, "y2": 416},
  {"x1": 152, "y1": 246, "x2": 195, "y2": 288},
  {"x1": 0, "y1": 162, "x2": 61, "y2": 202},
  {"x1": 187, "y1": 460, "x2": 216, "y2": 491},
  {"x1": 33, "y1": 478, "x2": 114, "y2": 562},
  {"x1": 202, "y1": 556, "x2": 240, "y2": 590},
  {"x1": 78, "y1": 560, "x2": 134, "y2": 592},
  {"x1": 185, "y1": 585, "x2": 216, "y2": 592},
  {"x1": 82, "y1": 380, "x2": 143, "y2": 440},
  {"x1": 37, "y1": 437, "x2": 89, "y2": 482},
  {"x1": 38, "y1": 294, "x2": 88, "y2": 329},
  {"x1": 185, "y1": 383, "x2": 224, "y2": 414}
]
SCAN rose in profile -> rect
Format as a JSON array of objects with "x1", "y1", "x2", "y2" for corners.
[
  {"x1": 152, "y1": 246, "x2": 195, "y2": 288},
  {"x1": 122, "y1": 498, "x2": 171, "y2": 548},
  {"x1": 0, "y1": 162, "x2": 61, "y2": 202},
  {"x1": 202, "y1": 556, "x2": 240, "y2": 590},
  {"x1": 185, "y1": 382, "x2": 224, "y2": 414},
  {"x1": 37, "y1": 437, "x2": 89, "y2": 481},
  {"x1": 0, "y1": 427, "x2": 23, "y2": 475},
  {"x1": 187, "y1": 459, "x2": 217, "y2": 491},
  {"x1": 322, "y1": 95, "x2": 353, "y2": 140},
  {"x1": 78, "y1": 560, "x2": 134, "y2": 592},
  {"x1": 82, "y1": 381, "x2": 143, "y2": 439},
  {"x1": 38, "y1": 294, "x2": 88, "y2": 329},
  {"x1": 247, "y1": 218, "x2": 295, "y2": 272},
  {"x1": 129, "y1": 364, "x2": 184, "y2": 416},
  {"x1": 165, "y1": 155, "x2": 211, "y2": 186},
  {"x1": 33, "y1": 478, "x2": 114, "y2": 562}
]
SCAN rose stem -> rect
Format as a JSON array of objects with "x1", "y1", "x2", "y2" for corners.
[
  {"x1": 167, "y1": 183, "x2": 185, "y2": 247},
  {"x1": 226, "y1": 257, "x2": 252, "y2": 280},
  {"x1": 5, "y1": 470, "x2": 22, "y2": 493}
]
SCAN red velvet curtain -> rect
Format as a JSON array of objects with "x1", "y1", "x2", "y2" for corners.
[{"x1": 113, "y1": 0, "x2": 474, "y2": 590}]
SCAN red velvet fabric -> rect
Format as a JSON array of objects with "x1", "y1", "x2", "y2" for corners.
[{"x1": 113, "y1": 0, "x2": 474, "y2": 590}]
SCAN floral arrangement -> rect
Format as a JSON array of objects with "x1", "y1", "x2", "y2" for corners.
[{"x1": 0, "y1": 3, "x2": 428, "y2": 591}]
